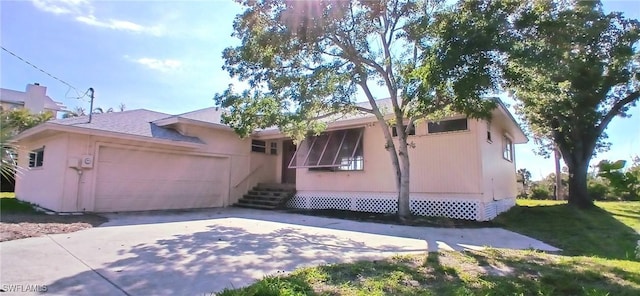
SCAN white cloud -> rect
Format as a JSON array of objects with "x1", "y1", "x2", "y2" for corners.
[
  {"x1": 132, "y1": 57, "x2": 182, "y2": 72},
  {"x1": 75, "y1": 15, "x2": 164, "y2": 35},
  {"x1": 31, "y1": 0, "x2": 91, "y2": 15},
  {"x1": 31, "y1": 0, "x2": 163, "y2": 36}
]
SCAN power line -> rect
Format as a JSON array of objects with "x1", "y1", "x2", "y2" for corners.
[
  {"x1": 1, "y1": 45, "x2": 89, "y2": 101},
  {"x1": 65, "y1": 87, "x2": 91, "y2": 103}
]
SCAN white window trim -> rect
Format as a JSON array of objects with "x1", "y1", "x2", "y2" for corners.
[
  {"x1": 29, "y1": 147, "x2": 45, "y2": 168},
  {"x1": 251, "y1": 140, "x2": 267, "y2": 153},
  {"x1": 503, "y1": 134, "x2": 513, "y2": 162}
]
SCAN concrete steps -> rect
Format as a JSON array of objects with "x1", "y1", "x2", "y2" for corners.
[{"x1": 235, "y1": 183, "x2": 296, "y2": 210}]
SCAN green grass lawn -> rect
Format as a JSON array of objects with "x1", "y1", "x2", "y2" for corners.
[
  {"x1": 494, "y1": 200, "x2": 640, "y2": 260},
  {"x1": 0, "y1": 193, "x2": 40, "y2": 214},
  {"x1": 219, "y1": 200, "x2": 640, "y2": 295}
]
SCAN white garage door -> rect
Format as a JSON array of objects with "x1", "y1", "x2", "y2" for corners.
[{"x1": 94, "y1": 146, "x2": 229, "y2": 212}]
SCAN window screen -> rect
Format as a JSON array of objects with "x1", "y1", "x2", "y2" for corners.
[{"x1": 289, "y1": 128, "x2": 364, "y2": 171}]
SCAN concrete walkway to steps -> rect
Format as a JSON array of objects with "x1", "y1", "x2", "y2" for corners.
[{"x1": 0, "y1": 207, "x2": 559, "y2": 295}]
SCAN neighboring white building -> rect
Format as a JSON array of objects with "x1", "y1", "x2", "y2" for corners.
[{"x1": 0, "y1": 83, "x2": 65, "y2": 116}]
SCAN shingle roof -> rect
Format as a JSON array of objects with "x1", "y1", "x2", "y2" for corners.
[
  {"x1": 50, "y1": 109, "x2": 204, "y2": 144},
  {"x1": 175, "y1": 107, "x2": 224, "y2": 124}
]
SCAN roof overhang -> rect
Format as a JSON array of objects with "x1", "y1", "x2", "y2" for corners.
[
  {"x1": 492, "y1": 98, "x2": 528, "y2": 144},
  {"x1": 252, "y1": 113, "x2": 379, "y2": 140},
  {"x1": 253, "y1": 101, "x2": 528, "y2": 144},
  {"x1": 0, "y1": 99, "x2": 25, "y2": 105},
  {"x1": 153, "y1": 117, "x2": 234, "y2": 132},
  {"x1": 13, "y1": 122, "x2": 204, "y2": 149}
]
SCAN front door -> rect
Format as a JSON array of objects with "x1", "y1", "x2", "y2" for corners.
[{"x1": 281, "y1": 140, "x2": 296, "y2": 184}]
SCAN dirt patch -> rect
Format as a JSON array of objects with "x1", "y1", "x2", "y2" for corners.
[{"x1": 0, "y1": 213, "x2": 108, "y2": 242}]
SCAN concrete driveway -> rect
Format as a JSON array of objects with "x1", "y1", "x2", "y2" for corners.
[{"x1": 1, "y1": 208, "x2": 559, "y2": 295}]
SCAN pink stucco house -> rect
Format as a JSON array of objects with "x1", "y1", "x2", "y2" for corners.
[{"x1": 13, "y1": 99, "x2": 526, "y2": 220}]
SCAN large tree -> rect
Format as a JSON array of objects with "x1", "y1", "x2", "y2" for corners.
[
  {"x1": 516, "y1": 168, "x2": 532, "y2": 194},
  {"x1": 216, "y1": 0, "x2": 509, "y2": 220},
  {"x1": 504, "y1": 0, "x2": 640, "y2": 207}
]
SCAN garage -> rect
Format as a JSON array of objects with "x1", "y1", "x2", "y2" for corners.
[{"x1": 93, "y1": 146, "x2": 229, "y2": 212}]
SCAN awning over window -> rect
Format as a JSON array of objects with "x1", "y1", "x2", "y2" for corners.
[{"x1": 288, "y1": 128, "x2": 364, "y2": 168}]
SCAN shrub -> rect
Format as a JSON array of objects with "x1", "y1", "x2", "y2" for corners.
[
  {"x1": 595, "y1": 158, "x2": 640, "y2": 201},
  {"x1": 530, "y1": 185, "x2": 553, "y2": 200},
  {"x1": 587, "y1": 179, "x2": 610, "y2": 201}
]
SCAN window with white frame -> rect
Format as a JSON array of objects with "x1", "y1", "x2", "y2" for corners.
[
  {"x1": 337, "y1": 155, "x2": 364, "y2": 171},
  {"x1": 270, "y1": 142, "x2": 277, "y2": 155},
  {"x1": 503, "y1": 136, "x2": 513, "y2": 161},
  {"x1": 289, "y1": 128, "x2": 364, "y2": 171},
  {"x1": 251, "y1": 140, "x2": 266, "y2": 153},
  {"x1": 427, "y1": 118, "x2": 468, "y2": 134},
  {"x1": 29, "y1": 147, "x2": 45, "y2": 168},
  {"x1": 486, "y1": 121, "x2": 492, "y2": 143}
]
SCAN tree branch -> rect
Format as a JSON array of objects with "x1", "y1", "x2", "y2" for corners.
[
  {"x1": 406, "y1": 116, "x2": 418, "y2": 134},
  {"x1": 407, "y1": 111, "x2": 430, "y2": 124},
  {"x1": 359, "y1": 80, "x2": 384, "y2": 120},
  {"x1": 326, "y1": 14, "x2": 400, "y2": 118},
  {"x1": 378, "y1": 8, "x2": 400, "y2": 117},
  {"x1": 359, "y1": 77, "x2": 402, "y2": 196},
  {"x1": 596, "y1": 91, "x2": 639, "y2": 137},
  {"x1": 387, "y1": 0, "x2": 401, "y2": 46},
  {"x1": 379, "y1": 10, "x2": 394, "y2": 79},
  {"x1": 327, "y1": 35, "x2": 393, "y2": 90}
]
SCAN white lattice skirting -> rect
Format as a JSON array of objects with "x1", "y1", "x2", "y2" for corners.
[{"x1": 287, "y1": 192, "x2": 515, "y2": 221}]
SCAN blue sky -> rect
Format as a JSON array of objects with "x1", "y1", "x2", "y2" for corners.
[{"x1": 1, "y1": 0, "x2": 638, "y2": 179}]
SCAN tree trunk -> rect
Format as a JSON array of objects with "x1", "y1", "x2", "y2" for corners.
[
  {"x1": 358, "y1": 80, "x2": 407, "y2": 221},
  {"x1": 567, "y1": 159, "x2": 593, "y2": 208},
  {"x1": 381, "y1": 131, "x2": 402, "y2": 212},
  {"x1": 372, "y1": 117, "x2": 403, "y2": 220},
  {"x1": 554, "y1": 146, "x2": 563, "y2": 200},
  {"x1": 397, "y1": 133, "x2": 411, "y2": 221}
]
